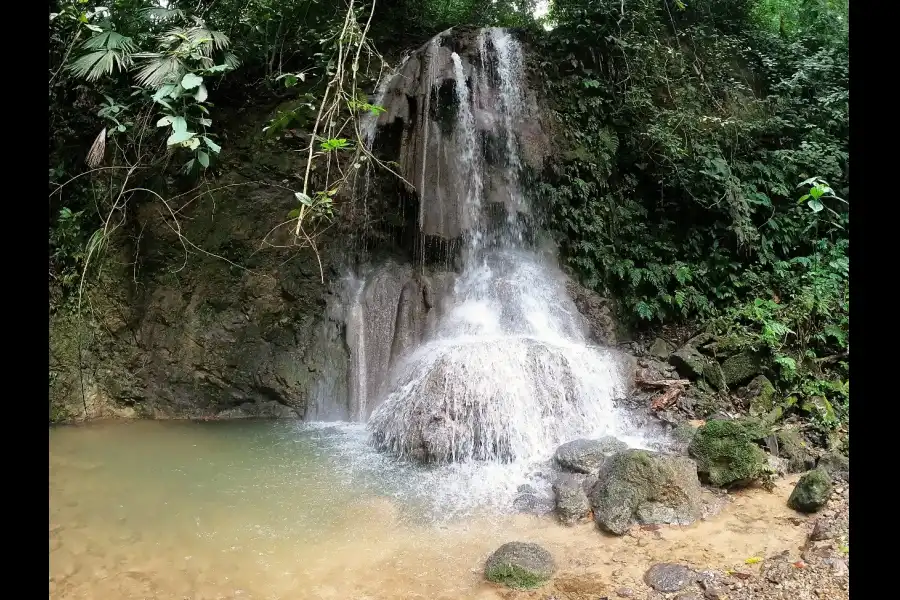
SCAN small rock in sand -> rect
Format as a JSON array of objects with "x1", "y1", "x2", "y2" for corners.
[{"x1": 643, "y1": 563, "x2": 697, "y2": 593}]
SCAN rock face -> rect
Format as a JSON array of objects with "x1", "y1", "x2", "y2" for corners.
[
  {"x1": 788, "y1": 468, "x2": 832, "y2": 513},
  {"x1": 744, "y1": 375, "x2": 776, "y2": 416},
  {"x1": 643, "y1": 563, "x2": 698, "y2": 593},
  {"x1": 554, "y1": 437, "x2": 629, "y2": 474},
  {"x1": 552, "y1": 473, "x2": 591, "y2": 525},
  {"x1": 48, "y1": 170, "x2": 348, "y2": 422},
  {"x1": 565, "y1": 280, "x2": 619, "y2": 345},
  {"x1": 768, "y1": 428, "x2": 816, "y2": 474},
  {"x1": 589, "y1": 450, "x2": 703, "y2": 535},
  {"x1": 484, "y1": 542, "x2": 556, "y2": 589},
  {"x1": 817, "y1": 451, "x2": 849, "y2": 481},
  {"x1": 688, "y1": 419, "x2": 770, "y2": 487}
]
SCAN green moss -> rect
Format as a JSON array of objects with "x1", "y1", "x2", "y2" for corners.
[
  {"x1": 485, "y1": 563, "x2": 549, "y2": 589},
  {"x1": 747, "y1": 375, "x2": 776, "y2": 415},
  {"x1": 788, "y1": 468, "x2": 832, "y2": 513},
  {"x1": 774, "y1": 429, "x2": 816, "y2": 473},
  {"x1": 720, "y1": 352, "x2": 763, "y2": 387},
  {"x1": 688, "y1": 418, "x2": 770, "y2": 487}
]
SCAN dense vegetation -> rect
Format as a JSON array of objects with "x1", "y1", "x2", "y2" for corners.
[{"x1": 49, "y1": 0, "x2": 848, "y2": 448}]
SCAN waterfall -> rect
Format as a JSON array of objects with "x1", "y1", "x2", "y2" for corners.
[{"x1": 362, "y1": 28, "x2": 637, "y2": 464}]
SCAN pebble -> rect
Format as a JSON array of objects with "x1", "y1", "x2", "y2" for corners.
[
  {"x1": 643, "y1": 563, "x2": 697, "y2": 593},
  {"x1": 616, "y1": 587, "x2": 635, "y2": 598}
]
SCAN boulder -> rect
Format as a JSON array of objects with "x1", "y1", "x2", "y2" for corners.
[
  {"x1": 589, "y1": 450, "x2": 703, "y2": 535},
  {"x1": 687, "y1": 419, "x2": 769, "y2": 487},
  {"x1": 643, "y1": 563, "x2": 698, "y2": 593},
  {"x1": 719, "y1": 352, "x2": 763, "y2": 387},
  {"x1": 484, "y1": 542, "x2": 556, "y2": 589},
  {"x1": 552, "y1": 473, "x2": 591, "y2": 525},
  {"x1": 769, "y1": 428, "x2": 816, "y2": 473},
  {"x1": 744, "y1": 375, "x2": 776, "y2": 416},
  {"x1": 788, "y1": 468, "x2": 832, "y2": 513},
  {"x1": 669, "y1": 342, "x2": 710, "y2": 380},
  {"x1": 649, "y1": 338, "x2": 675, "y2": 360},
  {"x1": 554, "y1": 437, "x2": 628, "y2": 474},
  {"x1": 817, "y1": 450, "x2": 849, "y2": 482}
]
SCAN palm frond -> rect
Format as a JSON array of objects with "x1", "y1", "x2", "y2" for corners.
[
  {"x1": 140, "y1": 7, "x2": 186, "y2": 22},
  {"x1": 223, "y1": 53, "x2": 241, "y2": 69},
  {"x1": 80, "y1": 31, "x2": 137, "y2": 53},
  {"x1": 68, "y1": 50, "x2": 133, "y2": 81},
  {"x1": 134, "y1": 55, "x2": 186, "y2": 88},
  {"x1": 86, "y1": 128, "x2": 107, "y2": 168}
]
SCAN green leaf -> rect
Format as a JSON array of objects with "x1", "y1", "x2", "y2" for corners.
[
  {"x1": 185, "y1": 137, "x2": 200, "y2": 150},
  {"x1": 156, "y1": 116, "x2": 172, "y2": 127},
  {"x1": 808, "y1": 199, "x2": 824, "y2": 213},
  {"x1": 197, "y1": 151, "x2": 210, "y2": 168},
  {"x1": 153, "y1": 85, "x2": 175, "y2": 102},
  {"x1": 295, "y1": 191, "x2": 313, "y2": 206},
  {"x1": 181, "y1": 159, "x2": 195, "y2": 174},
  {"x1": 116, "y1": 124, "x2": 126, "y2": 132},
  {"x1": 288, "y1": 208, "x2": 301, "y2": 219},
  {"x1": 199, "y1": 118, "x2": 212, "y2": 127},
  {"x1": 194, "y1": 83, "x2": 208, "y2": 103},
  {"x1": 181, "y1": 72, "x2": 203, "y2": 90},
  {"x1": 202, "y1": 136, "x2": 221, "y2": 154},
  {"x1": 170, "y1": 116, "x2": 187, "y2": 133},
  {"x1": 166, "y1": 130, "x2": 195, "y2": 146}
]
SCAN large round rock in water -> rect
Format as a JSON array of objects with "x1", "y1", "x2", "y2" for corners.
[
  {"x1": 484, "y1": 541, "x2": 556, "y2": 589},
  {"x1": 554, "y1": 436, "x2": 628, "y2": 474}
]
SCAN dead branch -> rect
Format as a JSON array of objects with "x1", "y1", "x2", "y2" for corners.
[
  {"x1": 635, "y1": 377, "x2": 691, "y2": 389},
  {"x1": 650, "y1": 385, "x2": 685, "y2": 411}
]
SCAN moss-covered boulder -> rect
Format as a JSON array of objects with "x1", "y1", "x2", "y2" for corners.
[
  {"x1": 719, "y1": 352, "x2": 763, "y2": 387},
  {"x1": 788, "y1": 468, "x2": 832, "y2": 513},
  {"x1": 772, "y1": 429, "x2": 816, "y2": 473},
  {"x1": 484, "y1": 542, "x2": 556, "y2": 589},
  {"x1": 745, "y1": 375, "x2": 776, "y2": 416},
  {"x1": 687, "y1": 419, "x2": 770, "y2": 487},
  {"x1": 589, "y1": 450, "x2": 703, "y2": 535}
]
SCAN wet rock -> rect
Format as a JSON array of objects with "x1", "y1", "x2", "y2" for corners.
[
  {"x1": 552, "y1": 473, "x2": 591, "y2": 525},
  {"x1": 512, "y1": 493, "x2": 543, "y2": 514},
  {"x1": 517, "y1": 483, "x2": 537, "y2": 494},
  {"x1": 484, "y1": 542, "x2": 556, "y2": 589},
  {"x1": 788, "y1": 468, "x2": 832, "y2": 513},
  {"x1": 643, "y1": 563, "x2": 697, "y2": 593},
  {"x1": 744, "y1": 375, "x2": 776, "y2": 416},
  {"x1": 589, "y1": 450, "x2": 702, "y2": 535},
  {"x1": 817, "y1": 450, "x2": 849, "y2": 481},
  {"x1": 554, "y1": 437, "x2": 628, "y2": 474},
  {"x1": 616, "y1": 587, "x2": 635, "y2": 598},
  {"x1": 688, "y1": 419, "x2": 770, "y2": 487},
  {"x1": 566, "y1": 280, "x2": 618, "y2": 345}
]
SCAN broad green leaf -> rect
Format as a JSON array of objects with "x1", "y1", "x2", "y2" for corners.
[
  {"x1": 152, "y1": 85, "x2": 175, "y2": 102},
  {"x1": 288, "y1": 208, "x2": 301, "y2": 219},
  {"x1": 810, "y1": 186, "x2": 823, "y2": 199},
  {"x1": 167, "y1": 130, "x2": 195, "y2": 146},
  {"x1": 181, "y1": 73, "x2": 203, "y2": 90},
  {"x1": 156, "y1": 116, "x2": 172, "y2": 127},
  {"x1": 202, "y1": 136, "x2": 221, "y2": 153},
  {"x1": 194, "y1": 83, "x2": 208, "y2": 103},
  {"x1": 808, "y1": 199, "x2": 824, "y2": 213},
  {"x1": 798, "y1": 194, "x2": 810, "y2": 203},
  {"x1": 197, "y1": 151, "x2": 210, "y2": 168},
  {"x1": 116, "y1": 124, "x2": 126, "y2": 132},
  {"x1": 295, "y1": 191, "x2": 313, "y2": 206},
  {"x1": 199, "y1": 118, "x2": 212, "y2": 126},
  {"x1": 185, "y1": 137, "x2": 201, "y2": 150},
  {"x1": 171, "y1": 116, "x2": 188, "y2": 133}
]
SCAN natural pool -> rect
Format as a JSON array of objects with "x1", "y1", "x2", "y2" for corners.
[{"x1": 50, "y1": 419, "x2": 808, "y2": 600}]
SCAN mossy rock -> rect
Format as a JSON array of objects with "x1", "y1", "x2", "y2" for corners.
[
  {"x1": 772, "y1": 429, "x2": 816, "y2": 473},
  {"x1": 719, "y1": 352, "x2": 763, "y2": 387},
  {"x1": 669, "y1": 342, "x2": 711, "y2": 380},
  {"x1": 687, "y1": 418, "x2": 770, "y2": 487},
  {"x1": 788, "y1": 468, "x2": 832, "y2": 513},
  {"x1": 745, "y1": 375, "x2": 776, "y2": 416},
  {"x1": 589, "y1": 450, "x2": 702, "y2": 535},
  {"x1": 484, "y1": 542, "x2": 556, "y2": 589}
]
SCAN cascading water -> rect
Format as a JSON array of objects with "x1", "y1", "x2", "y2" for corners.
[{"x1": 365, "y1": 28, "x2": 642, "y2": 465}]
